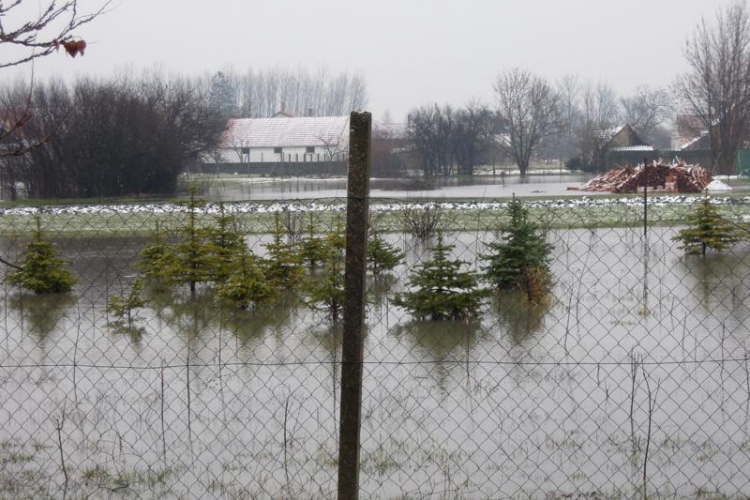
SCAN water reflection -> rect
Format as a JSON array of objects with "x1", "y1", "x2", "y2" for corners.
[
  {"x1": 209, "y1": 174, "x2": 589, "y2": 202},
  {"x1": 392, "y1": 320, "x2": 484, "y2": 391},
  {"x1": 492, "y1": 292, "x2": 551, "y2": 346},
  {"x1": 145, "y1": 285, "x2": 217, "y2": 340},
  {"x1": 367, "y1": 274, "x2": 398, "y2": 311},
  {"x1": 109, "y1": 323, "x2": 147, "y2": 346},
  {"x1": 308, "y1": 321, "x2": 344, "y2": 356},
  {"x1": 678, "y1": 251, "x2": 750, "y2": 328},
  {"x1": 223, "y1": 299, "x2": 298, "y2": 350},
  {"x1": 7, "y1": 292, "x2": 77, "y2": 343}
]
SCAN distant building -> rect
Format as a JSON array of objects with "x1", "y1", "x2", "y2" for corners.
[
  {"x1": 202, "y1": 114, "x2": 350, "y2": 175},
  {"x1": 601, "y1": 120, "x2": 713, "y2": 170},
  {"x1": 214, "y1": 115, "x2": 350, "y2": 164},
  {"x1": 372, "y1": 121, "x2": 413, "y2": 176},
  {"x1": 596, "y1": 124, "x2": 653, "y2": 169},
  {"x1": 599, "y1": 124, "x2": 652, "y2": 152},
  {"x1": 672, "y1": 114, "x2": 704, "y2": 150}
]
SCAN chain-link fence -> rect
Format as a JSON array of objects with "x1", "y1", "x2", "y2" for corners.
[{"x1": 1, "y1": 194, "x2": 749, "y2": 500}]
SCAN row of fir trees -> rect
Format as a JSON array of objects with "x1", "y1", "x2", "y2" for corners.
[
  {"x1": 4, "y1": 194, "x2": 557, "y2": 325},
  {"x1": 6, "y1": 193, "x2": 746, "y2": 327}
]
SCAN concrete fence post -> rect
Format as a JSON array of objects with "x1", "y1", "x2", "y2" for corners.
[{"x1": 337, "y1": 111, "x2": 371, "y2": 500}]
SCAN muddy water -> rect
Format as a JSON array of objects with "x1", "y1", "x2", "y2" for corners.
[
  {"x1": 208, "y1": 174, "x2": 591, "y2": 201},
  {"x1": 1, "y1": 228, "x2": 750, "y2": 499}
]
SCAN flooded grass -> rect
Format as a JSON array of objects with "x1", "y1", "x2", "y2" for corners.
[
  {"x1": 0, "y1": 193, "x2": 748, "y2": 237},
  {"x1": 0, "y1": 198, "x2": 749, "y2": 498}
]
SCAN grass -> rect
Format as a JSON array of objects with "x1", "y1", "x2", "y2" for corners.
[
  {"x1": 0, "y1": 438, "x2": 182, "y2": 500},
  {"x1": 0, "y1": 193, "x2": 747, "y2": 238}
]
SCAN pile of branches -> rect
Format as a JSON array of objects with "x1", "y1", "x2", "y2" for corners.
[{"x1": 582, "y1": 160, "x2": 711, "y2": 193}]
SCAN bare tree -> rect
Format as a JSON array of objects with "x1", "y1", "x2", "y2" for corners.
[
  {"x1": 621, "y1": 85, "x2": 673, "y2": 146},
  {"x1": 3, "y1": 73, "x2": 224, "y2": 198},
  {"x1": 406, "y1": 104, "x2": 453, "y2": 176},
  {"x1": 0, "y1": 0, "x2": 110, "y2": 69},
  {"x1": 573, "y1": 81, "x2": 621, "y2": 170},
  {"x1": 229, "y1": 66, "x2": 367, "y2": 118},
  {"x1": 451, "y1": 101, "x2": 496, "y2": 175},
  {"x1": 582, "y1": 82, "x2": 620, "y2": 127},
  {"x1": 0, "y1": 0, "x2": 110, "y2": 160},
  {"x1": 554, "y1": 74, "x2": 583, "y2": 162},
  {"x1": 347, "y1": 71, "x2": 368, "y2": 112},
  {"x1": 494, "y1": 68, "x2": 561, "y2": 179},
  {"x1": 675, "y1": 0, "x2": 750, "y2": 174}
]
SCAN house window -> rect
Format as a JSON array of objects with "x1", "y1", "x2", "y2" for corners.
[
  {"x1": 306, "y1": 146, "x2": 315, "y2": 154},
  {"x1": 241, "y1": 147, "x2": 250, "y2": 155},
  {"x1": 274, "y1": 147, "x2": 283, "y2": 154}
]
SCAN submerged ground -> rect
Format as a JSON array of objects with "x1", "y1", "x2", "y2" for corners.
[{"x1": 1, "y1": 178, "x2": 750, "y2": 499}]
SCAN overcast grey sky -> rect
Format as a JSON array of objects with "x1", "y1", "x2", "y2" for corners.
[{"x1": 18, "y1": 0, "x2": 741, "y2": 121}]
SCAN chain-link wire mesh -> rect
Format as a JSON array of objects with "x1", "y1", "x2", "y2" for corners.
[{"x1": 1, "y1": 194, "x2": 749, "y2": 499}]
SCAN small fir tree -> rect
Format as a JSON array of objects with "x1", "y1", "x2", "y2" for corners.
[
  {"x1": 205, "y1": 203, "x2": 247, "y2": 282},
  {"x1": 138, "y1": 187, "x2": 218, "y2": 295},
  {"x1": 298, "y1": 212, "x2": 330, "y2": 271},
  {"x1": 136, "y1": 222, "x2": 178, "y2": 281},
  {"x1": 215, "y1": 252, "x2": 279, "y2": 310},
  {"x1": 263, "y1": 212, "x2": 305, "y2": 291},
  {"x1": 367, "y1": 229, "x2": 404, "y2": 276},
  {"x1": 672, "y1": 194, "x2": 744, "y2": 256},
  {"x1": 481, "y1": 197, "x2": 554, "y2": 302},
  {"x1": 107, "y1": 278, "x2": 148, "y2": 326},
  {"x1": 303, "y1": 221, "x2": 347, "y2": 321},
  {"x1": 6, "y1": 216, "x2": 76, "y2": 294},
  {"x1": 170, "y1": 189, "x2": 217, "y2": 294},
  {"x1": 393, "y1": 231, "x2": 488, "y2": 321}
]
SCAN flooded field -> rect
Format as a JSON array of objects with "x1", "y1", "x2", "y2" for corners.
[
  {"x1": 202, "y1": 173, "x2": 750, "y2": 203},
  {"x1": 206, "y1": 173, "x2": 590, "y2": 201},
  {"x1": 2, "y1": 222, "x2": 750, "y2": 499}
]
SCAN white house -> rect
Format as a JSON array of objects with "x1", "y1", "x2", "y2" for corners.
[{"x1": 213, "y1": 115, "x2": 350, "y2": 164}]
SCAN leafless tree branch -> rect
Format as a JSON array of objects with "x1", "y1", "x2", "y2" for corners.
[
  {"x1": 494, "y1": 68, "x2": 561, "y2": 178},
  {"x1": 0, "y1": 1, "x2": 111, "y2": 160},
  {"x1": 0, "y1": 0, "x2": 112, "y2": 69}
]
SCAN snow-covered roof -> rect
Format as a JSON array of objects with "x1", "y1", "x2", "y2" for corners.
[
  {"x1": 220, "y1": 116, "x2": 350, "y2": 148},
  {"x1": 610, "y1": 145, "x2": 655, "y2": 152},
  {"x1": 597, "y1": 124, "x2": 626, "y2": 140},
  {"x1": 493, "y1": 133, "x2": 511, "y2": 147},
  {"x1": 680, "y1": 133, "x2": 706, "y2": 150}
]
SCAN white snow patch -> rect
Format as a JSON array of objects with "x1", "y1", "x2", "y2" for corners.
[{"x1": 706, "y1": 180, "x2": 733, "y2": 192}]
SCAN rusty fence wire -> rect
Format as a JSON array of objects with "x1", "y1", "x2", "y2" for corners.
[{"x1": 0, "y1": 194, "x2": 749, "y2": 500}]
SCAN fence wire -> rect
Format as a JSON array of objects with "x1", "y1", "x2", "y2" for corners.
[{"x1": 1, "y1": 194, "x2": 749, "y2": 500}]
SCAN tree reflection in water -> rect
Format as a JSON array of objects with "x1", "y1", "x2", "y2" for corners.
[
  {"x1": 8, "y1": 292, "x2": 77, "y2": 344},
  {"x1": 223, "y1": 297, "x2": 299, "y2": 352},
  {"x1": 393, "y1": 320, "x2": 484, "y2": 391},
  {"x1": 491, "y1": 291, "x2": 551, "y2": 346},
  {"x1": 109, "y1": 323, "x2": 147, "y2": 345},
  {"x1": 678, "y1": 251, "x2": 750, "y2": 328}
]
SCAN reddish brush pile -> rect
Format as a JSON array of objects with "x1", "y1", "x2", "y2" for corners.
[{"x1": 581, "y1": 160, "x2": 711, "y2": 193}]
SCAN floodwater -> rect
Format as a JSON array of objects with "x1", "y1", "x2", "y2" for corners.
[
  {"x1": 1, "y1": 227, "x2": 750, "y2": 499},
  {"x1": 208, "y1": 173, "x2": 591, "y2": 201},
  {"x1": 205, "y1": 172, "x2": 750, "y2": 203}
]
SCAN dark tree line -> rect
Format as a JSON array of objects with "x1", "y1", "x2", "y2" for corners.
[
  {"x1": 406, "y1": 103, "x2": 501, "y2": 176},
  {"x1": 406, "y1": 77, "x2": 673, "y2": 178},
  {"x1": 0, "y1": 73, "x2": 224, "y2": 199}
]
